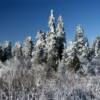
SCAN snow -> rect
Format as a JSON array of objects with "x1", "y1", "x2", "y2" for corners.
[{"x1": 0, "y1": 10, "x2": 99, "y2": 100}]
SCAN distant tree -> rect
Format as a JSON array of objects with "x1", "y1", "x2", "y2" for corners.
[
  {"x1": 32, "y1": 30, "x2": 46, "y2": 64},
  {"x1": 63, "y1": 42, "x2": 81, "y2": 72},
  {"x1": 0, "y1": 45, "x2": 3, "y2": 61},
  {"x1": 22, "y1": 36, "x2": 33, "y2": 57},
  {"x1": 75, "y1": 25, "x2": 90, "y2": 59},
  {"x1": 12, "y1": 41, "x2": 23, "y2": 59},
  {"x1": 2, "y1": 41, "x2": 12, "y2": 62},
  {"x1": 93, "y1": 36, "x2": 100, "y2": 57}
]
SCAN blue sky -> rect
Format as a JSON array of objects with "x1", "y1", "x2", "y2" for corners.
[{"x1": 0, "y1": 0, "x2": 100, "y2": 44}]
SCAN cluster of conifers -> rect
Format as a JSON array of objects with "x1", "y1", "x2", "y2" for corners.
[{"x1": 0, "y1": 10, "x2": 100, "y2": 71}]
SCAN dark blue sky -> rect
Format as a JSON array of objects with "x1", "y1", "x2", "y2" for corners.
[{"x1": 0, "y1": 0, "x2": 100, "y2": 44}]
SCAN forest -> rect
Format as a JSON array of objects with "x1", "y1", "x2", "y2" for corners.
[{"x1": 0, "y1": 10, "x2": 100, "y2": 100}]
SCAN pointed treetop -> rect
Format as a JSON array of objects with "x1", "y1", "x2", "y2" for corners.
[
  {"x1": 96, "y1": 36, "x2": 100, "y2": 40},
  {"x1": 15, "y1": 41, "x2": 21, "y2": 48},
  {"x1": 50, "y1": 9, "x2": 54, "y2": 17},
  {"x1": 36, "y1": 30, "x2": 42, "y2": 38},
  {"x1": 58, "y1": 15, "x2": 63, "y2": 22},
  {"x1": 48, "y1": 9, "x2": 55, "y2": 33},
  {"x1": 58, "y1": 15, "x2": 64, "y2": 27},
  {"x1": 76, "y1": 24, "x2": 84, "y2": 34},
  {"x1": 26, "y1": 36, "x2": 32, "y2": 42},
  {"x1": 56, "y1": 15, "x2": 64, "y2": 34},
  {"x1": 3, "y1": 41, "x2": 11, "y2": 48},
  {"x1": 49, "y1": 9, "x2": 55, "y2": 21}
]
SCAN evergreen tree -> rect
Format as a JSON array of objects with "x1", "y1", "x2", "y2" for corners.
[
  {"x1": 94, "y1": 36, "x2": 100, "y2": 57},
  {"x1": 12, "y1": 41, "x2": 22, "y2": 58},
  {"x1": 32, "y1": 30, "x2": 46, "y2": 64},
  {"x1": 0, "y1": 45, "x2": 3, "y2": 61},
  {"x1": 22, "y1": 36, "x2": 33, "y2": 57},
  {"x1": 64, "y1": 42, "x2": 81, "y2": 72},
  {"x1": 75, "y1": 25, "x2": 89, "y2": 58},
  {"x1": 56, "y1": 15, "x2": 66, "y2": 60},
  {"x1": 46, "y1": 10, "x2": 59, "y2": 71},
  {"x1": 2, "y1": 41, "x2": 12, "y2": 61}
]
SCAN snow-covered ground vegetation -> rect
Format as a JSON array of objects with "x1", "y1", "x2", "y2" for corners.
[{"x1": 0, "y1": 10, "x2": 100, "y2": 100}]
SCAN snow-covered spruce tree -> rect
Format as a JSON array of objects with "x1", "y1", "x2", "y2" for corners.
[
  {"x1": 63, "y1": 42, "x2": 81, "y2": 72},
  {"x1": 2, "y1": 41, "x2": 12, "y2": 62},
  {"x1": 12, "y1": 41, "x2": 23, "y2": 59},
  {"x1": 87, "y1": 37, "x2": 100, "y2": 76},
  {"x1": 0, "y1": 45, "x2": 3, "y2": 61},
  {"x1": 22, "y1": 36, "x2": 33, "y2": 57},
  {"x1": 32, "y1": 30, "x2": 46, "y2": 64},
  {"x1": 94, "y1": 36, "x2": 100, "y2": 57},
  {"x1": 46, "y1": 10, "x2": 59, "y2": 71},
  {"x1": 75, "y1": 25, "x2": 90, "y2": 60},
  {"x1": 56, "y1": 15, "x2": 66, "y2": 60}
]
